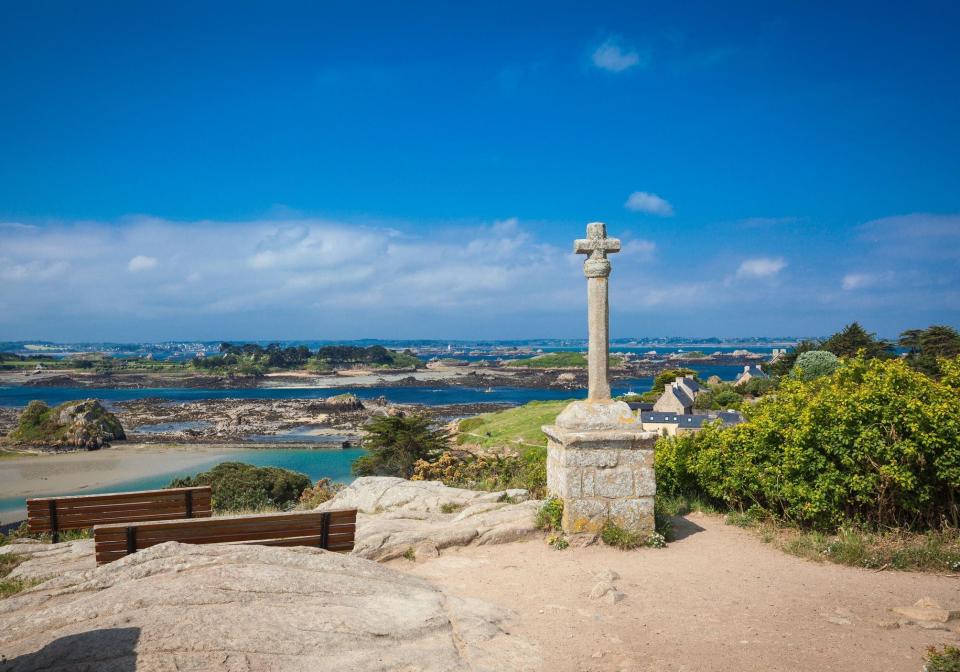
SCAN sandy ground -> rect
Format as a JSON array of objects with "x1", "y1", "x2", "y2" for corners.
[
  {"x1": 0, "y1": 443, "x2": 243, "y2": 523},
  {"x1": 393, "y1": 514, "x2": 960, "y2": 672}
]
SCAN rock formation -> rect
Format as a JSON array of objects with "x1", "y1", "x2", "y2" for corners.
[
  {"x1": 5, "y1": 399, "x2": 125, "y2": 451},
  {"x1": 0, "y1": 541, "x2": 539, "y2": 671},
  {"x1": 316, "y1": 477, "x2": 541, "y2": 561}
]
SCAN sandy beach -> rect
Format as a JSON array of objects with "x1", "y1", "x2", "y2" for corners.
[{"x1": 0, "y1": 443, "x2": 244, "y2": 524}]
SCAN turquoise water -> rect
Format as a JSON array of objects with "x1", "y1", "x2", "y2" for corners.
[{"x1": 0, "y1": 448, "x2": 365, "y2": 524}]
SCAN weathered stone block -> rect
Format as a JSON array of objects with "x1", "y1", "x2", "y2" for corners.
[
  {"x1": 561, "y1": 448, "x2": 619, "y2": 468},
  {"x1": 632, "y1": 466, "x2": 657, "y2": 497},
  {"x1": 616, "y1": 448, "x2": 654, "y2": 467},
  {"x1": 608, "y1": 498, "x2": 654, "y2": 533},
  {"x1": 581, "y1": 468, "x2": 596, "y2": 496},
  {"x1": 563, "y1": 498, "x2": 608, "y2": 534},
  {"x1": 593, "y1": 468, "x2": 633, "y2": 498}
]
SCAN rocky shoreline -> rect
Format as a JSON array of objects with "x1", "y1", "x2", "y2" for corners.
[
  {"x1": 0, "y1": 393, "x2": 514, "y2": 452},
  {"x1": 0, "y1": 355, "x2": 762, "y2": 391}
]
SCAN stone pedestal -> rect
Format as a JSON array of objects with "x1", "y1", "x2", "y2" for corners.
[{"x1": 543, "y1": 400, "x2": 657, "y2": 536}]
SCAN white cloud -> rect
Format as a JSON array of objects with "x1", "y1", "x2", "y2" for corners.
[
  {"x1": 841, "y1": 272, "x2": 895, "y2": 291},
  {"x1": 128, "y1": 255, "x2": 159, "y2": 272},
  {"x1": 736, "y1": 257, "x2": 787, "y2": 279},
  {"x1": 624, "y1": 191, "x2": 674, "y2": 216},
  {"x1": 620, "y1": 239, "x2": 656, "y2": 261},
  {"x1": 592, "y1": 38, "x2": 645, "y2": 73}
]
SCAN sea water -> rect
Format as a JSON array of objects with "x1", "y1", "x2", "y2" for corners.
[{"x1": 0, "y1": 448, "x2": 366, "y2": 524}]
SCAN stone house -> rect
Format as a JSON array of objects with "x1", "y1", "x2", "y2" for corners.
[
  {"x1": 653, "y1": 376, "x2": 700, "y2": 414},
  {"x1": 734, "y1": 364, "x2": 769, "y2": 387}
]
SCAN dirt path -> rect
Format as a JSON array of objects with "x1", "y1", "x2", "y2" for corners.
[{"x1": 394, "y1": 513, "x2": 959, "y2": 672}]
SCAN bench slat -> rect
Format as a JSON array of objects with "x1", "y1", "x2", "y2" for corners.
[
  {"x1": 27, "y1": 487, "x2": 212, "y2": 537},
  {"x1": 27, "y1": 491, "x2": 212, "y2": 511},
  {"x1": 28, "y1": 487, "x2": 210, "y2": 507},
  {"x1": 93, "y1": 509, "x2": 357, "y2": 564}
]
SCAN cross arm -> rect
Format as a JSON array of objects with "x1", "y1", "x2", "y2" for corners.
[{"x1": 574, "y1": 237, "x2": 621, "y2": 255}]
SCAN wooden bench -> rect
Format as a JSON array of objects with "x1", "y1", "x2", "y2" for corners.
[
  {"x1": 93, "y1": 509, "x2": 357, "y2": 565},
  {"x1": 27, "y1": 487, "x2": 212, "y2": 543}
]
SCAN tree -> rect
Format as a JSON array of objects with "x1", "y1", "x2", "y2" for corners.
[
  {"x1": 821, "y1": 322, "x2": 893, "y2": 359},
  {"x1": 352, "y1": 414, "x2": 449, "y2": 478},
  {"x1": 694, "y1": 382, "x2": 743, "y2": 410},
  {"x1": 901, "y1": 325, "x2": 960, "y2": 377},
  {"x1": 791, "y1": 350, "x2": 839, "y2": 380}
]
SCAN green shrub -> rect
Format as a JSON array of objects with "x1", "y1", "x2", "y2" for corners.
[
  {"x1": 535, "y1": 498, "x2": 564, "y2": 531},
  {"x1": 926, "y1": 645, "x2": 960, "y2": 672},
  {"x1": 655, "y1": 356, "x2": 960, "y2": 531},
  {"x1": 792, "y1": 350, "x2": 839, "y2": 380},
  {"x1": 412, "y1": 446, "x2": 547, "y2": 498},
  {"x1": 297, "y1": 477, "x2": 344, "y2": 509},
  {"x1": 169, "y1": 462, "x2": 311, "y2": 513},
  {"x1": 548, "y1": 534, "x2": 569, "y2": 550}
]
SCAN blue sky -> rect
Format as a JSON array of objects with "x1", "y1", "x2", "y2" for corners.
[{"x1": 1, "y1": 1, "x2": 958, "y2": 341}]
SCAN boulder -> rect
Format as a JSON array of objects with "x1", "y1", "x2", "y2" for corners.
[
  {"x1": 0, "y1": 541, "x2": 539, "y2": 672},
  {"x1": 319, "y1": 477, "x2": 528, "y2": 515},
  {"x1": 6, "y1": 399, "x2": 125, "y2": 451},
  {"x1": 316, "y1": 477, "x2": 539, "y2": 561}
]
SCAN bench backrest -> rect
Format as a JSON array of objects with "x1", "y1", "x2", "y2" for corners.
[
  {"x1": 28, "y1": 486, "x2": 212, "y2": 542},
  {"x1": 93, "y1": 508, "x2": 357, "y2": 564}
]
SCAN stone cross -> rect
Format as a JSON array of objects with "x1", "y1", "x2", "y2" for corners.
[{"x1": 574, "y1": 222, "x2": 621, "y2": 401}]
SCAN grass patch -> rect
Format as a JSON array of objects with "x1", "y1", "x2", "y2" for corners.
[
  {"x1": 758, "y1": 524, "x2": 960, "y2": 572},
  {"x1": 0, "y1": 552, "x2": 40, "y2": 599},
  {"x1": 402, "y1": 547, "x2": 416, "y2": 561},
  {"x1": 600, "y1": 521, "x2": 643, "y2": 549},
  {"x1": 440, "y1": 502, "x2": 465, "y2": 514},
  {"x1": 655, "y1": 493, "x2": 718, "y2": 517},
  {"x1": 457, "y1": 400, "x2": 570, "y2": 449},
  {"x1": 0, "y1": 449, "x2": 23, "y2": 459}
]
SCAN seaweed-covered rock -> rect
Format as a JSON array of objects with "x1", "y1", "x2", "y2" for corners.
[
  {"x1": 5, "y1": 399, "x2": 125, "y2": 451},
  {"x1": 306, "y1": 393, "x2": 365, "y2": 413}
]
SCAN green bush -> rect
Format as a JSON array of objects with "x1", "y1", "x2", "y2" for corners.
[
  {"x1": 169, "y1": 462, "x2": 312, "y2": 513},
  {"x1": 925, "y1": 645, "x2": 960, "y2": 672},
  {"x1": 412, "y1": 446, "x2": 547, "y2": 498},
  {"x1": 792, "y1": 350, "x2": 839, "y2": 380},
  {"x1": 655, "y1": 356, "x2": 960, "y2": 531},
  {"x1": 535, "y1": 498, "x2": 564, "y2": 531}
]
